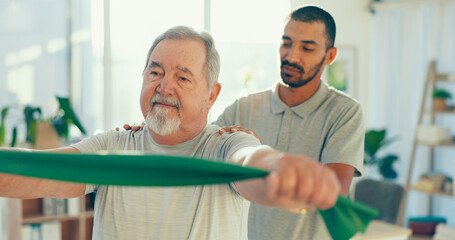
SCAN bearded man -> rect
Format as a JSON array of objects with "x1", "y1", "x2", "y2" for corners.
[
  {"x1": 0, "y1": 25, "x2": 341, "y2": 240},
  {"x1": 215, "y1": 6, "x2": 364, "y2": 240}
]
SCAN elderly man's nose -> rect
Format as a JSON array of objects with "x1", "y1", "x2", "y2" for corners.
[{"x1": 157, "y1": 76, "x2": 175, "y2": 94}]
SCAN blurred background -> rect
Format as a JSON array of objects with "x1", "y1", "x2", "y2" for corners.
[{"x1": 1, "y1": 0, "x2": 455, "y2": 239}]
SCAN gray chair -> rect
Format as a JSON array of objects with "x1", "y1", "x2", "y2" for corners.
[{"x1": 354, "y1": 178, "x2": 404, "y2": 224}]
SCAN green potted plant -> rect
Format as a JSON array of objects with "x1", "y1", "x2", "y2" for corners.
[
  {"x1": 433, "y1": 88, "x2": 452, "y2": 111},
  {"x1": 24, "y1": 106, "x2": 42, "y2": 145},
  {"x1": 364, "y1": 129, "x2": 399, "y2": 179},
  {"x1": 51, "y1": 96, "x2": 86, "y2": 139},
  {"x1": 0, "y1": 107, "x2": 18, "y2": 147},
  {"x1": 0, "y1": 107, "x2": 9, "y2": 146},
  {"x1": 24, "y1": 96, "x2": 86, "y2": 149}
]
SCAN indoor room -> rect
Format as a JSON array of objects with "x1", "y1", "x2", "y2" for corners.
[{"x1": 0, "y1": 0, "x2": 454, "y2": 239}]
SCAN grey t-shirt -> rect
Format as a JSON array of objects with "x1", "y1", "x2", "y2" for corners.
[
  {"x1": 215, "y1": 81, "x2": 364, "y2": 240},
  {"x1": 72, "y1": 125, "x2": 261, "y2": 240}
]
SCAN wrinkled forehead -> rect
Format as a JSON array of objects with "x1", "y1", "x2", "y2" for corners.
[{"x1": 146, "y1": 39, "x2": 209, "y2": 85}]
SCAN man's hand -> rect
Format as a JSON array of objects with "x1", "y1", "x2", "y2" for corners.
[
  {"x1": 231, "y1": 146, "x2": 340, "y2": 212},
  {"x1": 116, "y1": 122, "x2": 145, "y2": 131},
  {"x1": 265, "y1": 154, "x2": 340, "y2": 210},
  {"x1": 219, "y1": 126, "x2": 262, "y2": 143}
]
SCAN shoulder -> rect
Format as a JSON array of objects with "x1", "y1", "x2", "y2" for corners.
[
  {"x1": 225, "y1": 89, "x2": 274, "y2": 114},
  {"x1": 214, "y1": 89, "x2": 274, "y2": 126},
  {"x1": 206, "y1": 125, "x2": 260, "y2": 147},
  {"x1": 92, "y1": 129, "x2": 145, "y2": 142},
  {"x1": 72, "y1": 129, "x2": 146, "y2": 152},
  {"x1": 195, "y1": 125, "x2": 260, "y2": 161},
  {"x1": 235, "y1": 89, "x2": 273, "y2": 105},
  {"x1": 324, "y1": 86, "x2": 362, "y2": 114}
]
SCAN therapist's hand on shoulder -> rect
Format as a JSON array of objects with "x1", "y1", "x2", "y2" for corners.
[
  {"x1": 115, "y1": 122, "x2": 145, "y2": 132},
  {"x1": 218, "y1": 126, "x2": 262, "y2": 144}
]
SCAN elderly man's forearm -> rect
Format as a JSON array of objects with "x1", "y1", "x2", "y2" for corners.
[
  {"x1": 231, "y1": 146, "x2": 341, "y2": 210},
  {"x1": 0, "y1": 173, "x2": 86, "y2": 199}
]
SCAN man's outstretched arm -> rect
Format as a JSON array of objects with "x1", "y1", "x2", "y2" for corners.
[
  {"x1": 230, "y1": 145, "x2": 340, "y2": 211},
  {"x1": 0, "y1": 147, "x2": 86, "y2": 199}
]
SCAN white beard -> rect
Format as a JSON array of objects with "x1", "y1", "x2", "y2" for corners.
[{"x1": 145, "y1": 105, "x2": 181, "y2": 136}]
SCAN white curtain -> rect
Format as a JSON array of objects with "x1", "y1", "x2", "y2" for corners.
[{"x1": 369, "y1": 1, "x2": 455, "y2": 226}]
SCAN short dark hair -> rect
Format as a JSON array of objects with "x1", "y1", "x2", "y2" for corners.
[{"x1": 288, "y1": 6, "x2": 336, "y2": 49}]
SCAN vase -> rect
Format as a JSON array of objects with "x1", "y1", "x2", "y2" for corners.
[{"x1": 433, "y1": 98, "x2": 446, "y2": 111}]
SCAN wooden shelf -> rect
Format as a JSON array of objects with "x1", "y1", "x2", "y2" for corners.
[
  {"x1": 399, "y1": 60, "x2": 455, "y2": 224},
  {"x1": 417, "y1": 139, "x2": 455, "y2": 147},
  {"x1": 7, "y1": 194, "x2": 96, "y2": 240},
  {"x1": 22, "y1": 210, "x2": 94, "y2": 224},
  {"x1": 436, "y1": 73, "x2": 455, "y2": 82},
  {"x1": 23, "y1": 214, "x2": 80, "y2": 224},
  {"x1": 432, "y1": 109, "x2": 455, "y2": 114},
  {"x1": 411, "y1": 186, "x2": 455, "y2": 198}
]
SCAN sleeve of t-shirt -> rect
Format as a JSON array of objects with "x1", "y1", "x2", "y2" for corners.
[
  {"x1": 216, "y1": 131, "x2": 262, "y2": 194},
  {"x1": 71, "y1": 131, "x2": 117, "y2": 194},
  {"x1": 218, "y1": 131, "x2": 261, "y2": 162},
  {"x1": 71, "y1": 130, "x2": 117, "y2": 153},
  {"x1": 321, "y1": 103, "x2": 364, "y2": 176}
]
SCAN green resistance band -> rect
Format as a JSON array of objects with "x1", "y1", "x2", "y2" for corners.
[
  {"x1": 0, "y1": 151, "x2": 378, "y2": 240},
  {"x1": 0, "y1": 151, "x2": 268, "y2": 186}
]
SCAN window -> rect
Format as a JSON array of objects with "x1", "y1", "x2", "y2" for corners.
[
  {"x1": 210, "y1": 0, "x2": 290, "y2": 121},
  {"x1": 1, "y1": 0, "x2": 291, "y2": 137}
]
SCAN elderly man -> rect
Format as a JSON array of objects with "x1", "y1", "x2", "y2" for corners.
[
  {"x1": 0, "y1": 26, "x2": 340, "y2": 239},
  {"x1": 215, "y1": 6, "x2": 364, "y2": 240}
]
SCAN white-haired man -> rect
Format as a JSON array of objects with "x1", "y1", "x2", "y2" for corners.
[{"x1": 0, "y1": 26, "x2": 340, "y2": 239}]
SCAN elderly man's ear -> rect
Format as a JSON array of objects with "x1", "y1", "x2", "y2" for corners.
[{"x1": 208, "y1": 83, "x2": 222, "y2": 107}]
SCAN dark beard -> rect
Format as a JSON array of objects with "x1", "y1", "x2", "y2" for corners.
[{"x1": 280, "y1": 55, "x2": 326, "y2": 88}]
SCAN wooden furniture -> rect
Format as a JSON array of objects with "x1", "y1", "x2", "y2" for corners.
[
  {"x1": 352, "y1": 220, "x2": 412, "y2": 240},
  {"x1": 6, "y1": 193, "x2": 94, "y2": 240},
  {"x1": 397, "y1": 61, "x2": 455, "y2": 229},
  {"x1": 355, "y1": 179, "x2": 404, "y2": 224}
]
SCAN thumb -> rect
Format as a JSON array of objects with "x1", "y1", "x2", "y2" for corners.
[{"x1": 266, "y1": 172, "x2": 280, "y2": 201}]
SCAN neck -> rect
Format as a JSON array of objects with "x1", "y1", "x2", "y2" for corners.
[
  {"x1": 148, "y1": 122, "x2": 206, "y2": 145},
  {"x1": 278, "y1": 78, "x2": 321, "y2": 107}
]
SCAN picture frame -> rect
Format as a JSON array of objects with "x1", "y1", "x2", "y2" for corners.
[{"x1": 323, "y1": 46, "x2": 357, "y2": 98}]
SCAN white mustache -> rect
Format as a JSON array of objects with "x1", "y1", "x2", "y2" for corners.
[{"x1": 150, "y1": 93, "x2": 181, "y2": 111}]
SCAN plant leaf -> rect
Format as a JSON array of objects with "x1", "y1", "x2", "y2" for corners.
[
  {"x1": 379, "y1": 155, "x2": 399, "y2": 179},
  {"x1": 0, "y1": 107, "x2": 9, "y2": 146},
  {"x1": 1, "y1": 107, "x2": 9, "y2": 122},
  {"x1": 10, "y1": 127, "x2": 17, "y2": 147},
  {"x1": 0, "y1": 125, "x2": 4, "y2": 146},
  {"x1": 29, "y1": 120, "x2": 38, "y2": 145},
  {"x1": 56, "y1": 96, "x2": 86, "y2": 135},
  {"x1": 51, "y1": 116, "x2": 69, "y2": 139},
  {"x1": 379, "y1": 135, "x2": 399, "y2": 149},
  {"x1": 24, "y1": 106, "x2": 42, "y2": 144},
  {"x1": 364, "y1": 129, "x2": 386, "y2": 157}
]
